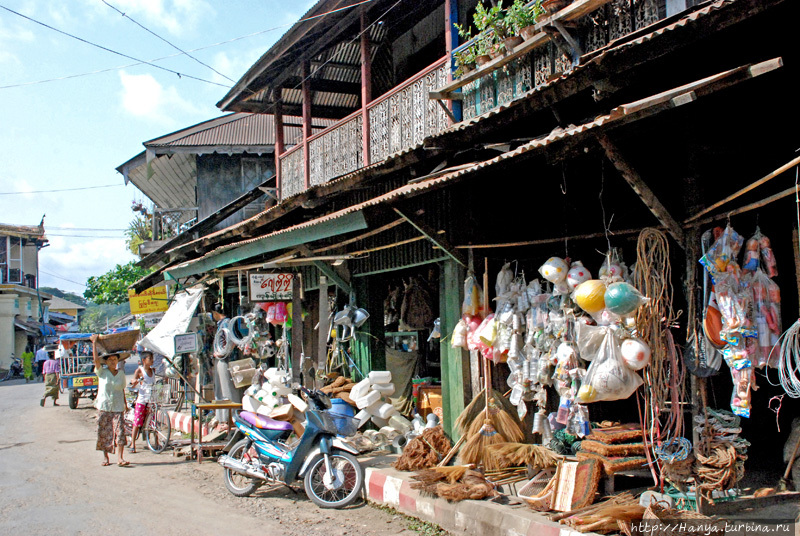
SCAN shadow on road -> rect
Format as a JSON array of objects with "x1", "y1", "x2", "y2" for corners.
[{"x1": 0, "y1": 442, "x2": 33, "y2": 451}]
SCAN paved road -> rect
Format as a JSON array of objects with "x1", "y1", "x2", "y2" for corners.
[{"x1": 0, "y1": 376, "x2": 416, "y2": 536}]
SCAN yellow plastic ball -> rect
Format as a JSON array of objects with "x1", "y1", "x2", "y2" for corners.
[
  {"x1": 574, "y1": 279, "x2": 607, "y2": 314},
  {"x1": 577, "y1": 384, "x2": 597, "y2": 402}
]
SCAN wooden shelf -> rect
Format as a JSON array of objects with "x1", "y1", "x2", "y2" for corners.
[{"x1": 429, "y1": 0, "x2": 613, "y2": 101}]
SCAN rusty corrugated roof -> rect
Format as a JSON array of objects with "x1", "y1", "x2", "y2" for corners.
[{"x1": 0, "y1": 222, "x2": 46, "y2": 240}]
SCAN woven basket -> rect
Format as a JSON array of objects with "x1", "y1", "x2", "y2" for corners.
[
  {"x1": 518, "y1": 468, "x2": 557, "y2": 500},
  {"x1": 96, "y1": 330, "x2": 140, "y2": 355}
]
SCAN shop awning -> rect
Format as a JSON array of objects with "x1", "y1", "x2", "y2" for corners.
[
  {"x1": 14, "y1": 319, "x2": 56, "y2": 336},
  {"x1": 165, "y1": 210, "x2": 368, "y2": 280}
]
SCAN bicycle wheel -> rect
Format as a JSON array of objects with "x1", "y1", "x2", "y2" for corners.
[{"x1": 146, "y1": 407, "x2": 172, "y2": 453}]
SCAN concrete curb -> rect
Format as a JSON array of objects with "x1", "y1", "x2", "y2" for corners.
[{"x1": 364, "y1": 465, "x2": 579, "y2": 536}]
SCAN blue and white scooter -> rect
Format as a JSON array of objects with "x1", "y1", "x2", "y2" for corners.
[{"x1": 218, "y1": 387, "x2": 363, "y2": 508}]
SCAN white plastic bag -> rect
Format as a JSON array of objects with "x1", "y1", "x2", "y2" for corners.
[{"x1": 576, "y1": 326, "x2": 643, "y2": 403}]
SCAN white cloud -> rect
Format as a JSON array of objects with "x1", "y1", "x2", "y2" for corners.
[
  {"x1": 0, "y1": 18, "x2": 35, "y2": 65},
  {"x1": 103, "y1": 0, "x2": 214, "y2": 37},
  {"x1": 118, "y1": 70, "x2": 202, "y2": 123},
  {"x1": 39, "y1": 235, "x2": 135, "y2": 294}
]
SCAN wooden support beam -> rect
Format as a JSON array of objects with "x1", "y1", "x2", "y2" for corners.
[
  {"x1": 312, "y1": 218, "x2": 406, "y2": 254},
  {"x1": 317, "y1": 275, "x2": 330, "y2": 371},
  {"x1": 302, "y1": 61, "x2": 312, "y2": 190},
  {"x1": 291, "y1": 274, "x2": 303, "y2": 386},
  {"x1": 439, "y1": 259, "x2": 469, "y2": 441},
  {"x1": 392, "y1": 208, "x2": 467, "y2": 266},
  {"x1": 274, "y1": 91, "x2": 285, "y2": 200},
  {"x1": 296, "y1": 243, "x2": 352, "y2": 294},
  {"x1": 281, "y1": 77, "x2": 361, "y2": 96},
  {"x1": 360, "y1": 7, "x2": 371, "y2": 167},
  {"x1": 595, "y1": 132, "x2": 685, "y2": 246}
]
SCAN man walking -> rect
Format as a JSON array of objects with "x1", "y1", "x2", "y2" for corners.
[{"x1": 35, "y1": 344, "x2": 48, "y2": 381}]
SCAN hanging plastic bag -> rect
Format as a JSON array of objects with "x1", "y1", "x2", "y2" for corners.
[
  {"x1": 576, "y1": 327, "x2": 643, "y2": 403},
  {"x1": 715, "y1": 273, "x2": 754, "y2": 339},
  {"x1": 749, "y1": 269, "x2": 782, "y2": 367},
  {"x1": 476, "y1": 314, "x2": 497, "y2": 347},
  {"x1": 742, "y1": 233, "x2": 760, "y2": 273},
  {"x1": 599, "y1": 248, "x2": 628, "y2": 283},
  {"x1": 760, "y1": 233, "x2": 778, "y2": 278},
  {"x1": 567, "y1": 261, "x2": 592, "y2": 290},
  {"x1": 495, "y1": 262, "x2": 514, "y2": 298},
  {"x1": 699, "y1": 224, "x2": 743, "y2": 283},
  {"x1": 729, "y1": 366, "x2": 754, "y2": 418},
  {"x1": 451, "y1": 318, "x2": 468, "y2": 349},
  {"x1": 462, "y1": 273, "x2": 484, "y2": 317},
  {"x1": 604, "y1": 282, "x2": 649, "y2": 317},
  {"x1": 267, "y1": 302, "x2": 288, "y2": 325}
]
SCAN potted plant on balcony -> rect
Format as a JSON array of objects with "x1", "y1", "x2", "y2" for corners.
[
  {"x1": 507, "y1": 0, "x2": 545, "y2": 42},
  {"x1": 473, "y1": 2, "x2": 511, "y2": 58},
  {"x1": 454, "y1": 45, "x2": 477, "y2": 78},
  {"x1": 455, "y1": 22, "x2": 493, "y2": 67}
]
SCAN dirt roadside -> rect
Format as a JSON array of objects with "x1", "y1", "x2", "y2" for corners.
[{"x1": 0, "y1": 378, "x2": 420, "y2": 536}]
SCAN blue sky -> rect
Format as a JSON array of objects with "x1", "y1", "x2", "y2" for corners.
[{"x1": 0, "y1": 0, "x2": 315, "y2": 294}]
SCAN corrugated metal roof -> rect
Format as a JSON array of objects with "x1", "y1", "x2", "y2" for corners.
[
  {"x1": 145, "y1": 113, "x2": 336, "y2": 150},
  {"x1": 0, "y1": 222, "x2": 46, "y2": 239}
]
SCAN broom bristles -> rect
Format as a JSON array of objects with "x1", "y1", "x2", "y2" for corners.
[
  {"x1": 455, "y1": 389, "x2": 486, "y2": 436},
  {"x1": 431, "y1": 465, "x2": 468, "y2": 484}
]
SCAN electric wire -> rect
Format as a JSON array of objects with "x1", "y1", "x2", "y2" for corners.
[
  {"x1": 38, "y1": 269, "x2": 87, "y2": 287},
  {"x1": 100, "y1": 0, "x2": 235, "y2": 83},
  {"x1": 0, "y1": 184, "x2": 123, "y2": 195},
  {"x1": 0, "y1": 0, "x2": 376, "y2": 90},
  {"x1": 0, "y1": 4, "x2": 230, "y2": 89}
]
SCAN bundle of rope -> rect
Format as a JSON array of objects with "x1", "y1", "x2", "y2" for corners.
[
  {"x1": 774, "y1": 318, "x2": 800, "y2": 398},
  {"x1": 691, "y1": 409, "x2": 748, "y2": 501},
  {"x1": 633, "y1": 228, "x2": 685, "y2": 483}
]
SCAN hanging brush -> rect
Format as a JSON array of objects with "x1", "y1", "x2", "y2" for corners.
[{"x1": 460, "y1": 358, "x2": 505, "y2": 466}]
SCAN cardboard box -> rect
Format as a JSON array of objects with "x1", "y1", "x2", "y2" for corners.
[{"x1": 417, "y1": 386, "x2": 442, "y2": 419}]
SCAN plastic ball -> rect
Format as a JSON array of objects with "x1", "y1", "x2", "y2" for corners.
[
  {"x1": 539, "y1": 257, "x2": 568, "y2": 284},
  {"x1": 600, "y1": 262, "x2": 623, "y2": 280},
  {"x1": 604, "y1": 282, "x2": 645, "y2": 316},
  {"x1": 577, "y1": 384, "x2": 597, "y2": 402},
  {"x1": 556, "y1": 342, "x2": 576, "y2": 363},
  {"x1": 620, "y1": 338, "x2": 651, "y2": 370},
  {"x1": 567, "y1": 261, "x2": 592, "y2": 290},
  {"x1": 573, "y1": 280, "x2": 607, "y2": 314}
]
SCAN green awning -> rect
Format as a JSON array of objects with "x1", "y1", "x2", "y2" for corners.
[{"x1": 165, "y1": 210, "x2": 368, "y2": 280}]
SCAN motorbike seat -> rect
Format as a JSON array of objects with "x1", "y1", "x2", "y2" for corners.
[{"x1": 238, "y1": 411, "x2": 293, "y2": 432}]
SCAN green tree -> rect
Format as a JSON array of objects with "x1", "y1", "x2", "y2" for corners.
[
  {"x1": 84, "y1": 261, "x2": 150, "y2": 305},
  {"x1": 125, "y1": 215, "x2": 153, "y2": 256}
]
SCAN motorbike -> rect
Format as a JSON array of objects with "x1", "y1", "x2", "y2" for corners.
[
  {"x1": 218, "y1": 387, "x2": 364, "y2": 508},
  {"x1": 2, "y1": 356, "x2": 24, "y2": 382}
]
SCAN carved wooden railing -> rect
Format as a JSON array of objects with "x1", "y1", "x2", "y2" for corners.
[
  {"x1": 438, "y1": 0, "x2": 663, "y2": 121},
  {"x1": 279, "y1": 144, "x2": 305, "y2": 200},
  {"x1": 278, "y1": 58, "x2": 450, "y2": 200}
]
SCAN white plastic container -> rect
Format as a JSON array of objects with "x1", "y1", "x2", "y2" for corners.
[
  {"x1": 242, "y1": 395, "x2": 262, "y2": 413},
  {"x1": 388, "y1": 414, "x2": 412, "y2": 433},
  {"x1": 378, "y1": 426, "x2": 399, "y2": 441},
  {"x1": 287, "y1": 393, "x2": 308, "y2": 413},
  {"x1": 355, "y1": 389, "x2": 381, "y2": 409},
  {"x1": 269, "y1": 385, "x2": 292, "y2": 397},
  {"x1": 371, "y1": 383, "x2": 395, "y2": 396},
  {"x1": 365, "y1": 399, "x2": 384, "y2": 416},
  {"x1": 370, "y1": 416, "x2": 389, "y2": 428},
  {"x1": 374, "y1": 402, "x2": 397, "y2": 420},
  {"x1": 354, "y1": 409, "x2": 371, "y2": 428},
  {"x1": 254, "y1": 389, "x2": 270, "y2": 402},
  {"x1": 350, "y1": 378, "x2": 371, "y2": 400},
  {"x1": 368, "y1": 371, "x2": 392, "y2": 384}
]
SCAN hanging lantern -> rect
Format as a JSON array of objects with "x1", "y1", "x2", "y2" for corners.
[
  {"x1": 573, "y1": 280, "x2": 606, "y2": 314},
  {"x1": 620, "y1": 338, "x2": 651, "y2": 370},
  {"x1": 604, "y1": 282, "x2": 647, "y2": 316},
  {"x1": 539, "y1": 257, "x2": 568, "y2": 284}
]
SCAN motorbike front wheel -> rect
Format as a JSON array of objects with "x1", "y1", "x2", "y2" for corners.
[
  {"x1": 224, "y1": 439, "x2": 263, "y2": 497},
  {"x1": 303, "y1": 449, "x2": 364, "y2": 508}
]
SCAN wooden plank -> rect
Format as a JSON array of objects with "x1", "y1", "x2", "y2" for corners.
[
  {"x1": 312, "y1": 218, "x2": 405, "y2": 254},
  {"x1": 317, "y1": 275, "x2": 330, "y2": 371},
  {"x1": 689, "y1": 185, "x2": 798, "y2": 228},
  {"x1": 439, "y1": 259, "x2": 468, "y2": 441},
  {"x1": 291, "y1": 274, "x2": 303, "y2": 386},
  {"x1": 392, "y1": 208, "x2": 466, "y2": 266},
  {"x1": 595, "y1": 132, "x2": 685, "y2": 246}
]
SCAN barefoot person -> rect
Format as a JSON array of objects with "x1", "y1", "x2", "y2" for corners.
[
  {"x1": 40, "y1": 350, "x2": 60, "y2": 406},
  {"x1": 91, "y1": 334, "x2": 130, "y2": 467},
  {"x1": 129, "y1": 351, "x2": 156, "y2": 453}
]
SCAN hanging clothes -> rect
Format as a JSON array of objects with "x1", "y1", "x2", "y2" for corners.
[{"x1": 400, "y1": 277, "x2": 434, "y2": 331}]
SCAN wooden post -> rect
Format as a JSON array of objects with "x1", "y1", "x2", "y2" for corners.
[
  {"x1": 360, "y1": 7, "x2": 372, "y2": 167},
  {"x1": 350, "y1": 277, "x2": 384, "y2": 381},
  {"x1": 440, "y1": 259, "x2": 468, "y2": 440},
  {"x1": 274, "y1": 90, "x2": 285, "y2": 199},
  {"x1": 444, "y1": 0, "x2": 461, "y2": 122},
  {"x1": 318, "y1": 275, "x2": 330, "y2": 371},
  {"x1": 685, "y1": 227, "x2": 702, "y2": 450},
  {"x1": 301, "y1": 61, "x2": 312, "y2": 190},
  {"x1": 291, "y1": 273, "x2": 303, "y2": 385}
]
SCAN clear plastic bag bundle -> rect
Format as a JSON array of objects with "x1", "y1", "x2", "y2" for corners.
[
  {"x1": 714, "y1": 273, "x2": 755, "y2": 340},
  {"x1": 575, "y1": 325, "x2": 643, "y2": 403},
  {"x1": 699, "y1": 225, "x2": 743, "y2": 283},
  {"x1": 462, "y1": 273, "x2": 484, "y2": 317},
  {"x1": 749, "y1": 269, "x2": 782, "y2": 367}
]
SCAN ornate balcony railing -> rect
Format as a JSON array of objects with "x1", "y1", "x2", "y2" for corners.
[
  {"x1": 278, "y1": 58, "x2": 450, "y2": 201},
  {"x1": 450, "y1": 0, "x2": 663, "y2": 120}
]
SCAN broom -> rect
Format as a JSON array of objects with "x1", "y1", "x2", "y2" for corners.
[{"x1": 459, "y1": 357, "x2": 506, "y2": 466}]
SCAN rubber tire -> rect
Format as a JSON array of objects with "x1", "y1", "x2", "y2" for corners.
[
  {"x1": 68, "y1": 389, "x2": 79, "y2": 409},
  {"x1": 224, "y1": 439, "x2": 263, "y2": 497},
  {"x1": 303, "y1": 449, "x2": 364, "y2": 509},
  {"x1": 146, "y1": 408, "x2": 172, "y2": 454}
]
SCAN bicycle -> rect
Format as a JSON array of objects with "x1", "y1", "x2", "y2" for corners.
[{"x1": 124, "y1": 381, "x2": 172, "y2": 453}]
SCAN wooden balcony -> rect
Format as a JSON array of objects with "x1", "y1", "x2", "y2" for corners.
[{"x1": 278, "y1": 58, "x2": 451, "y2": 201}]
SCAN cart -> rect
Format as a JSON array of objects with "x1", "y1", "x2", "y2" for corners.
[{"x1": 57, "y1": 333, "x2": 98, "y2": 409}]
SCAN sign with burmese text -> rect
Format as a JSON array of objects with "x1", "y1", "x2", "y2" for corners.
[
  {"x1": 249, "y1": 273, "x2": 293, "y2": 301},
  {"x1": 127, "y1": 286, "x2": 169, "y2": 314}
]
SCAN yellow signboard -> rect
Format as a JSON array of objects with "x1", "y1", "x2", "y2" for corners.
[{"x1": 128, "y1": 286, "x2": 169, "y2": 314}]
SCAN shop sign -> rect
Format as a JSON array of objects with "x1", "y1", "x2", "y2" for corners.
[
  {"x1": 128, "y1": 286, "x2": 169, "y2": 314},
  {"x1": 249, "y1": 273, "x2": 293, "y2": 301},
  {"x1": 174, "y1": 332, "x2": 198, "y2": 354}
]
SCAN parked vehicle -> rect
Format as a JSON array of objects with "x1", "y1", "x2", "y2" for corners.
[
  {"x1": 218, "y1": 387, "x2": 363, "y2": 508},
  {"x1": 57, "y1": 334, "x2": 98, "y2": 409},
  {"x1": 1, "y1": 356, "x2": 24, "y2": 382}
]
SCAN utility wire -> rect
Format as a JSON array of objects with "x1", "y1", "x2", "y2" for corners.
[
  {"x1": 39, "y1": 269, "x2": 87, "y2": 287},
  {"x1": 0, "y1": 184, "x2": 123, "y2": 195},
  {"x1": 45, "y1": 227, "x2": 126, "y2": 231},
  {"x1": 46, "y1": 234, "x2": 125, "y2": 238},
  {"x1": 0, "y1": 4, "x2": 231, "y2": 89},
  {"x1": 0, "y1": 0, "x2": 376, "y2": 91},
  {"x1": 100, "y1": 0, "x2": 235, "y2": 83}
]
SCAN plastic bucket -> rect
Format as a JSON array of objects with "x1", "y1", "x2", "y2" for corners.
[{"x1": 330, "y1": 398, "x2": 355, "y2": 417}]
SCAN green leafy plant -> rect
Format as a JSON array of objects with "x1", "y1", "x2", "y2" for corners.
[
  {"x1": 506, "y1": 0, "x2": 545, "y2": 34},
  {"x1": 84, "y1": 261, "x2": 152, "y2": 305},
  {"x1": 453, "y1": 45, "x2": 477, "y2": 78},
  {"x1": 474, "y1": 1, "x2": 510, "y2": 41}
]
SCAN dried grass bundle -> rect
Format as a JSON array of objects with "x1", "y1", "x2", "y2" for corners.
[
  {"x1": 562, "y1": 505, "x2": 646, "y2": 534},
  {"x1": 485, "y1": 443, "x2": 559, "y2": 472},
  {"x1": 429, "y1": 470, "x2": 496, "y2": 502},
  {"x1": 394, "y1": 426, "x2": 453, "y2": 472},
  {"x1": 411, "y1": 465, "x2": 468, "y2": 486},
  {"x1": 455, "y1": 389, "x2": 486, "y2": 437}
]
